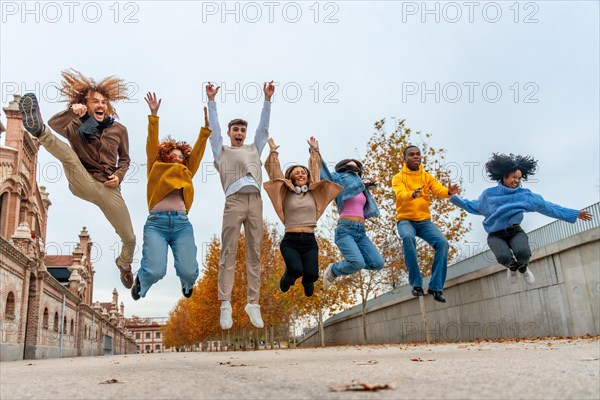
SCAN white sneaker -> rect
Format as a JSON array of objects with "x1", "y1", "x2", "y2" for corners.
[
  {"x1": 507, "y1": 268, "x2": 518, "y2": 284},
  {"x1": 244, "y1": 303, "x2": 264, "y2": 328},
  {"x1": 522, "y1": 268, "x2": 535, "y2": 285},
  {"x1": 220, "y1": 301, "x2": 233, "y2": 330},
  {"x1": 323, "y1": 263, "x2": 336, "y2": 290}
]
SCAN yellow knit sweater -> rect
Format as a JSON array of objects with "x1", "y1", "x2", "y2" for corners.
[
  {"x1": 391, "y1": 163, "x2": 451, "y2": 221},
  {"x1": 146, "y1": 115, "x2": 211, "y2": 213}
]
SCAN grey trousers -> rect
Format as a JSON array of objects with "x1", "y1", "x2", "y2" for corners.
[{"x1": 487, "y1": 225, "x2": 531, "y2": 272}]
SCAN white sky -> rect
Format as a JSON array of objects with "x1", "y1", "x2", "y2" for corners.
[{"x1": 1, "y1": 1, "x2": 598, "y2": 317}]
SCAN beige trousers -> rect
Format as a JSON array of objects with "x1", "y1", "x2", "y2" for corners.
[
  {"x1": 39, "y1": 127, "x2": 136, "y2": 266},
  {"x1": 218, "y1": 192, "x2": 263, "y2": 303}
]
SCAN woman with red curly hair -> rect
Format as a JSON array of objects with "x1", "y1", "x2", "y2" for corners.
[{"x1": 131, "y1": 92, "x2": 211, "y2": 300}]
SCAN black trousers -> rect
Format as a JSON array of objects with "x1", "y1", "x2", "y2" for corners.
[
  {"x1": 279, "y1": 232, "x2": 319, "y2": 285},
  {"x1": 487, "y1": 225, "x2": 531, "y2": 272}
]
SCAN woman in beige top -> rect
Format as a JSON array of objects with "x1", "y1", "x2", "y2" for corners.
[{"x1": 263, "y1": 137, "x2": 342, "y2": 297}]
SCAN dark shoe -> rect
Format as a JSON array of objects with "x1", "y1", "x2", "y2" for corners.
[
  {"x1": 182, "y1": 282, "x2": 193, "y2": 298},
  {"x1": 303, "y1": 282, "x2": 314, "y2": 297},
  {"x1": 279, "y1": 274, "x2": 291, "y2": 293},
  {"x1": 427, "y1": 289, "x2": 446, "y2": 303},
  {"x1": 116, "y1": 258, "x2": 134, "y2": 289},
  {"x1": 411, "y1": 286, "x2": 424, "y2": 297},
  {"x1": 18, "y1": 93, "x2": 45, "y2": 136},
  {"x1": 131, "y1": 276, "x2": 141, "y2": 301}
]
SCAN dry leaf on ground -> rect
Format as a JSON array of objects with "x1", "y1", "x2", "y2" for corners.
[
  {"x1": 330, "y1": 380, "x2": 396, "y2": 392},
  {"x1": 99, "y1": 379, "x2": 123, "y2": 384}
]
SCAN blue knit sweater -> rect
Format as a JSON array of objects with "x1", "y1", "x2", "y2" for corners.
[{"x1": 450, "y1": 182, "x2": 580, "y2": 234}]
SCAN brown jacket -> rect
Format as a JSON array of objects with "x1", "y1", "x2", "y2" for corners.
[
  {"x1": 48, "y1": 109, "x2": 131, "y2": 184},
  {"x1": 263, "y1": 148, "x2": 342, "y2": 225}
]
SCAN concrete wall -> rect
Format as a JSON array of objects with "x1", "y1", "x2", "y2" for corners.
[{"x1": 299, "y1": 227, "x2": 599, "y2": 346}]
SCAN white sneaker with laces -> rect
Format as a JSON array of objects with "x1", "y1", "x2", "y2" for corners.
[
  {"x1": 220, "y1": 301, "x2": 233, "y2": 330},
  {"x1": 244, "y1": 304, "x2": 264, "y2": 328},
  {"x1": 323, "y1": 263, "x2": 336, "y2": 290},
  {"x1": 522, "y1": 268, "x2": 535, "y2": 285},
  {"x1": 507, "y1": 268, "x2": 518, "y2": 284}
]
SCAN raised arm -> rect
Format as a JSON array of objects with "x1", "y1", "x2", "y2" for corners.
[
  {"x1": 144, "y1": 92, "x2": 162, "y2": 174},
  {"x1": 264, "y1": 138, "x2": 284, "y2": 181},
  {"x1": 206, "y1": 83, "x2": 223, "y2": 161},
  {"x1": 307, "y1": 136, "x2": 322, "y2": 183},
  {"x1": 428, "y1": 172, "x2": 459, "y2": 198},
  {"x1": 187, "y1": 106, "x2": 212, "y2": 176},
  {"x1": 254, "y1": 81, "x2": 275, "y2": 155}
]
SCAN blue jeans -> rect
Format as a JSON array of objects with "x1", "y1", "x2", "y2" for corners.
[
  {"x1": 138, "y1": 210, "x2": 199, "y2": 297},
  {"x1": 397, "y1": 219, "x2": 449, "y2": 292},
  {"x1": 331, "y1": 219, "x2": 384, "y2": 277}
]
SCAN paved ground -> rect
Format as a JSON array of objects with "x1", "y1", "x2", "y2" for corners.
[{"x1": 1, "y1": 337, "x2": 598, "y2": 399}]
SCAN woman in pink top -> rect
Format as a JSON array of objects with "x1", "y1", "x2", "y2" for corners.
[{"x1": 320, "y1": 156, "x2": 385, "y2": 289}]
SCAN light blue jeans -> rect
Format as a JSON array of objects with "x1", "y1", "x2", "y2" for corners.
[
  {"x1": 138, "y1": 210, "x2": 198, "y2": 297},
  {"x1": 331, "y1": 219, "x2": 384, "y2": 277},
  {"x1": 396, "y1": 219, "x2": 449, "y2": 291}
]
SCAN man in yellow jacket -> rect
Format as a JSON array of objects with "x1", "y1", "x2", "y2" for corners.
[{"x1": 392, "y1": 145, "x2": 460, "y2": 303}]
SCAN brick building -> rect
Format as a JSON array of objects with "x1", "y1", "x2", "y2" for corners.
[
  {"x1": 124, "y1": 317, "x2": 174, "y2": 354},
  {"x1": 0, "y1": 95, "x2": 136, "y2": 361}
]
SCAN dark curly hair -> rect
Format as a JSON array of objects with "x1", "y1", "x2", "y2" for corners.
[
  {"x1": 485, "y1": 153, "x2": 538, "y2": 181},
  {"x1": 158, "y1": 136, "x2": 192, "y2": 165}
]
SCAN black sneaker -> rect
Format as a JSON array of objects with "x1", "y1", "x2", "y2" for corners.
[
  {"x1": 303, "y1": 282, "x2": 314, "y2": 297},
  {"x1": 427, "y1": 288, "x2": 446, "y2": 303},
  {"x1": 411, "y1": 286, "x2": 424, "y2": 297},
  {"x1": 182, "y1": 282, "x2": 193, "y2": 298},
  {"x1": 131, "y1": 275, "x2": 141, "y2": 301},
  {"x1": 18, "y1": 93, "x2": 45, "y2": 137},
  {"x1": 279, "y1": 274, "x2": 291, "y2": 293}
]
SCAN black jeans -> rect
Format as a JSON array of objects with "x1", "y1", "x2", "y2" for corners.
[
  {"x1": 279, "y1": 232, "x2": 319, "y2": 285},
  {"x1": 487, "y1": 225, "x2": 531, "y2": 272}
]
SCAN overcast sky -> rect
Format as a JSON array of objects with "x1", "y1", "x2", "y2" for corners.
[{"x1": 1, "y1": 1, "x2": 598, "y2": 318}]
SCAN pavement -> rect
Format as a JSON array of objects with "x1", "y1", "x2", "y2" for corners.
[{"x1": 1, "y1": 337, "x2": 599, "y2": 399}]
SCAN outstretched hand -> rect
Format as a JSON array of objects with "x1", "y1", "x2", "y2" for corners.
[
  {"x1": 578, "y1": 210, "x2": 593, "y2": 221},
  {"x1": 264, "y1": 80, "x2": 275, "y2": 102},
  {"x1": 448, "y1": 182, "x2": 461, "y2": 196},
  {"x1": 144, "y1": 92, "x2": 161, "y2": 116},
  {"x1": 206, "y1": 82, "x2": 220, "y2": 101},
  {"x1": 307, "y1": 136, "x2": 319, "y2": 151},
  {"x1": 267, "y1": 138, "x2": 279, "y2": 151}
]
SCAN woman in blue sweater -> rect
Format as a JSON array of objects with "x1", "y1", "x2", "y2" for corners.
[{"x1": 450, "y1": 153, "x2": 592, "y2": 285}]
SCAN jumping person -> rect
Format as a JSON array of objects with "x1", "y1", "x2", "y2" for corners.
[
  {"x1": 206, "y1": 81, "x2": 275, "y2": 330},
  {"x1": 450, "y1": 153, "x2": 592, "y2": 285},
  {"x1": 131, "y1": 92, "x2": 211, "y2": 301},
  {"x1": 320, "y1": 152, "x2": 385, "y2": 289},
  {"x1": 18, "y1": 70, "x2": 136, "y2": 289},
  {"x1": 392, "y1": 145, "x2": 460, "y2": 303},
  {"x1": 263, "y1": 137, "x2": 342, "y2": 297}
]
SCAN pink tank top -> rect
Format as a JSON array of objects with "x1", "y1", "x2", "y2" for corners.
[{"x1": 340, "y1": 192, "x2": 366, "y2": 218}]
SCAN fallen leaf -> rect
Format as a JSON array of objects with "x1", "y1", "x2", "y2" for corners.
[
  {"x1": 581, "y1": 358, "x2": 599, "y2": 361},
  {"x1": 100, "y1": 379, "x2": 123, "y2": 384},
  {"x1": 330, "y1": 380, "x2": 396, "y2": 392},
  {"x1": 27, "y1": 363, "x2": 35, "y2": 366},
  {"x1": 355, "y1": 360, "x2": 378, "y2": 365}
]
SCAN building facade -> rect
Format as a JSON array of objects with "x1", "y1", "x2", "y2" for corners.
[
  {"x1": 0, "y1": 95, "x2": 136, "y2": 361},
  {"x1": 124, "y1": 317, "x2": 174, "y2": 354}
]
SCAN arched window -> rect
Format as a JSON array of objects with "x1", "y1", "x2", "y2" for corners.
[
  {"x1": 63, "y1": 316, "x2": 67, "y2": 333},
  {"x1": 53, "y1": 312, "x2": 59, "y2": 332},
  {"x1": 0, "y1": 192, "x2": 8, "y2": 238},
  {"x1": 5, "y1": 291, "x2": 15, "y2": 320},
  {"x1": 70, "y1": 319, "x2": 74, "y2": 335},
  {"x1": 43, "y1": 308, "x2": 49, "y2": 328}
]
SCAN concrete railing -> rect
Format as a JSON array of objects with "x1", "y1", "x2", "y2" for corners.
[{"x1": 298, "y1": 203, "x2": 600, "y2": 346}]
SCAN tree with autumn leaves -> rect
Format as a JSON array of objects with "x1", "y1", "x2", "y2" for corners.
[{"x1": 164, "y1": 117, "x2": 470, "y2": 348}]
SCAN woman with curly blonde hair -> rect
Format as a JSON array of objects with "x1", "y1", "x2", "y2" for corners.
[
  {"x1": 131, "y1": 92, "x2": 211, "y2": 300},
  {"x1": 18, "y1": 69, "x2": 136, "y2": 289}
]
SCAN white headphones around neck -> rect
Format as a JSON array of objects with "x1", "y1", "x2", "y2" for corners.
[{"x1": 294, "y1": 185, "x2": 308, "y2": 194}]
